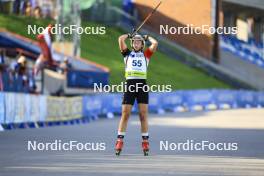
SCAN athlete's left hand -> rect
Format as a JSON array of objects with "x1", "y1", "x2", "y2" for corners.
[{"x1": 143, "y1": 35, "x2": 149, "y2": 41}]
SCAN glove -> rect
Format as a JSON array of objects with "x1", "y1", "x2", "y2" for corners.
[
  {"x1": 127, "y1": 33, "x2": 133, "y2": 38},
  {"x1": 127, "y1": 28, "x2": 137, "y2": 38},
  {"x1": 143, "y1": 35, "x2": 149, "y2": 41}
]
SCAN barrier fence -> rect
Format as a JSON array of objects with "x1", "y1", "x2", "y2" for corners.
[{"x1": 0, "y1": 89, "x2": 264, "y2": 128}]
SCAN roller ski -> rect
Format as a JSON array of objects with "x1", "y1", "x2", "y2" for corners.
[
  {"x1": 115, "y1": 139, "x2": 123, "y2": 156},
  {"x1": 142, "y1": 140, "x2": 149, "y2": 156}
]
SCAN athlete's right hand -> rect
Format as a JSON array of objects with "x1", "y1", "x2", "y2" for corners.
[
  {"x1": 127, "y1": 33, "x2": 136, "y2": 39},
  {"x1": 128, "y1": 28, "x2": 137, "y2": 38},
  {"x1": 127, "y1": 33, "x2": 132, "y2": 38}
]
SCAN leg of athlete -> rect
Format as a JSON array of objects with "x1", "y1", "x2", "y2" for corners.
[
  {"x1": 118, "y1": 104, "x2": 133, "y2": 132},
  {"x1": 138, "y1": 103, "x2": 149, "y2": 156},
  {"x1": 138, "y1": 103, "x2": 148, "y2": 133},
  {"x1": 115, "y1": 104, "x2": 133, "y2": 155}
]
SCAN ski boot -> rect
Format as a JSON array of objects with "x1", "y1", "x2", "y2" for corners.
[
  {"x1": 115, "y1": 138, "x2": 123, "y2": 156},
  {"x1": 142, "y1": 140, "x2": 149, "y2": 156}
]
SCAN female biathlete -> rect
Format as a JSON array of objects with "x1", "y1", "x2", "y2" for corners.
[{"x1": 115, "y1": 33, "x2": 158, "y2": 156}]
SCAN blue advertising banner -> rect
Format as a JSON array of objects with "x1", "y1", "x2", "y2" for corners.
[
  {"x1": 148, "y1": 92, "x2": 163, "y2": 113},
  {"x1": 2, "y1": 89, "x2": 264, "y2": 125},
  {"x1": 184, "y1": 90, "x2": 214, "y2": 110},
  {"x1": 237, "y1": 90, "x2": 257, "y2": 108},
  {"x1": 83, "y1": 95, "x2": 103, "y2": 117},
  {"x1": 256, "y1": 92, "x2": 264, "y2": 107},
  {"x1": 67, "y1": 70, "x2": 109, "y2": 88},
  {"x1": 101, "y1": 93, "x2": 122, "y2": 114},
  {"x1": 212, "y1": 90, "x2": 237, "y2": 108},
  {"x1": 161, "y1": 91, "x2": 184, "y2": 110}
]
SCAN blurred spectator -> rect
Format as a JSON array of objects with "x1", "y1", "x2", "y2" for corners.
[
  {"x1": 34, "y1": 54, "x2": 48, "y2": 75},
  {"x1": 28, "y1": 69, "x2": 37, "y2": 93},
  {"x1": 24, "y1": 1, "x2": 32, "y2": 16},
  {"x1": 33, "y1": 6, "x2": 42, "y2": 19},
  {"x1": 35, "y1": 24, "x2": 58, "y2": 75},
  {"x1": 15, "y1": 55, "x2": 28, "y2": 87},
  {"x1": 57, "y1": 57, "x2": 72, "y2": 74},
  {"x1": 9, "y1": 60, "x2": 17, "y2": 80},
  {"x1": 13, "y1": 0, "x2": 21, "y2": 14},
  {"x1": 0, "y1": 49, "x2": 5, "y2": 65},
  {"x1": 0, "y1": 49, "x2": 5, "y2": 91},
  {"x1": 0, "y1": 49, "x2": 37, "y2": 93},
  {"x1": 16, "y1": 55, "x2": 27, "y2": 74},
  {"x1": 0, "y1": 70, "x2": 3, "y2": 91}
]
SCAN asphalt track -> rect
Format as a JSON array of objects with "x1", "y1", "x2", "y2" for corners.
[{"x1": 1, "y1": 109, "x2": 264, "y2": 176}]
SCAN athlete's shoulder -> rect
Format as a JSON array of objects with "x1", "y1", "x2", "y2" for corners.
[
  {"x1": 121, "y1": 48, "x2": 131, "y2": 57},
  {"x1": 144, "y1": 48, "x2": 154, "y2": 59}
]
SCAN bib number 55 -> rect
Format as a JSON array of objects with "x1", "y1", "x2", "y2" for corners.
[{"x1": 132, "y1": 60, "x2": 142, "y2": 67}]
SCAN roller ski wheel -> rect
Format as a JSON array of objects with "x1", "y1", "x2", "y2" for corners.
[
  {"x1": 115, "y1": 139, "x2": 123, "y2": 156},
  {"x1": 142, "y1": 140, "x2": 149, "y2": 156}
]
